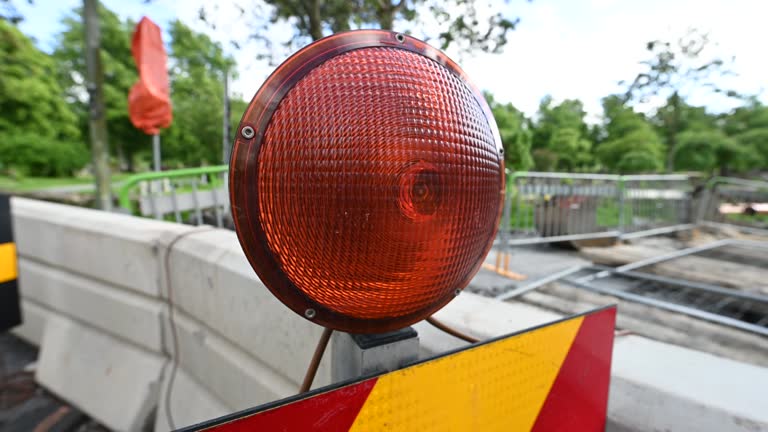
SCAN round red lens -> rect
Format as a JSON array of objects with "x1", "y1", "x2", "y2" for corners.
[{"x1": 230, "y1": 31, "x2": 504, "y2": 333}]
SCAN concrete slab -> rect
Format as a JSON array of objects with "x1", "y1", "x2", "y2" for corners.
[
  {"x1": 609, "y1": 335, "x2": 768, "y2": 432},
  {"x1": 12, "y1": 197, "x2": 191, "y2": 297},
  {"x1": 415, "y1": 291, "x2": 563, "y2": 357},
  {"x1": 160, "y1": 308, "x2": 308, "y2": 411},
  {"x1": 161, "y1": 229, "x2": 333, "y2": 387},
  {"x1": 18, "y1": 258, "x2": 164, "y2": 352},
  {"x1": 153, "y1": 366, "x2": 231, "y2": 432},
  {"x1": 11, "y1": 300, "x2": 47, "y2": 346},
  {"x1": 473, "y1": 245, "x2": 590, "y2": 297},
  {"x1": 35, "y1": 314, "x2": 164, "y2": 432}
]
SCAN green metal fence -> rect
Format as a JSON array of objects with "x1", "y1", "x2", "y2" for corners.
[{"x1": 117, "y1": 165, "x2": 229, "y2": 227}]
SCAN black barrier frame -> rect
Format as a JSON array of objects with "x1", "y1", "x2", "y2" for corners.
[{"x1": 0, "y1": 194, "x2": 22, "y2": 332}]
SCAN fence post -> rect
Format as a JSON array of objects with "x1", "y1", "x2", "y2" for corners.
[
  {"x1": 617, "y1": 176, "x2": 626, "y2": 236},
  {"x1": 695, "y1": 177, "x2": 719, "y2": 226}
]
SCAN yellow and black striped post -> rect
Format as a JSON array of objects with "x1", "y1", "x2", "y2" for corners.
[{"x1": 0, "y1": 194, "x2": 21, "y2": 332}]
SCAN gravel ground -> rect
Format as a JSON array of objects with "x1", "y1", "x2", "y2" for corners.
[{"x1": 0, "y1": 333, "x2": 110, "y2": 432}]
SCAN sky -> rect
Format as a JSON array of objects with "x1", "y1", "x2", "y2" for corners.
[{"x1": 16, "y1": 0, "x2": 768, "y2": 123}]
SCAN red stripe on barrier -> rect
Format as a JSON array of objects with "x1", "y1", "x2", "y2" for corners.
[
  {"x1": 204, "y1": 378, "x2": 377, "y2": 431},
  {"x1": 530, "y1": 307, "x2": 616, "y2": 432}
]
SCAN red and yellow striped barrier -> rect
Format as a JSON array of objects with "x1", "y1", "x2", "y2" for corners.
[
  {"x1": 0, "y1": 194, "x2": 21, "y2": 332},
  {"x1": 186, "y1": 307, "x2": 616, "y2": 432}
]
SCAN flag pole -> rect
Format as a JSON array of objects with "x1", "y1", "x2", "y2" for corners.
[{"x1": 153, "y1": 133, "x2": 161, "y2": 171}]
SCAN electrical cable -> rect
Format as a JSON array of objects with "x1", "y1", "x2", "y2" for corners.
[
  {"x1": 426, "y1": 316, "x2": 479, "y2": 343},
  {"x1": 162, "y1": 227, "x2": 215, "y2": 431},
  {"x1": 299, "y1": 327, "x2": 333, "y2": 394}
]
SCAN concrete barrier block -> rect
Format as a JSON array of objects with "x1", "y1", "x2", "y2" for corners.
[
  {"x1": 154, "y1": 366, "x2": 231, "y2": 432},
  {"x1": 12, "y1": 197, "x2": 191, "y2": 297},
  {"x1": 11, "y1": 299, "x2": 47, "y2": 346},
  {"x1": 416, "y1": 291, "x2": 563, "y2": 357},
  {"x1": 161, "y1": 309, "x2": 306, "y2": 411},
  {"x1": 608, "y1": 335, "x2": 768, "y2": 432},
  {"x1": 18, "y1": 258, "x2": 164, "y2": 352},
  {"x1": 161, "y1": 229, "x2": 332, "y2": 388},
  {"x1": 36, "y1": 314, "x2": 165, "y2": 432}
]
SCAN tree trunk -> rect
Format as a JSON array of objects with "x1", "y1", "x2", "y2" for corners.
[
  {"x1": 308, "y1": 0, "x2": 323, "y2": 40},
  {"x1": 377, "y1": 0, "x2": 404, "y2": 30},
  {"x1": 378, "y1": 8, "x2": 394, "y2": 29},
  {"x1": 83, "y1": 0, "x2": 113, "y2": 210},
  {"x1": 115, "y1": 141, "x2": 128, "y2": 172},
  {"x1": 665, "y1": 92, "x2": 680, "y2": 172}
]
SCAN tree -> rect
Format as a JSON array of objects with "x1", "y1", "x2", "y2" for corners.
[
  {"x1": 722, "y1": 97, "x2": 768, "y2": 136},
  {"x1": 528, "y1": 96, "x2": 592, "y2": 171},
  {"x1": 622, "y1": 29, "x2": 737, "y2": 171},
  {"x1": 721, "y1": 98, "x2": 768, "y2": 170},
  {"x1": 1, "y1": 0, "x2": 29, "y2": 24},
  {"x1": 485, "y1": 93, "x2": 533, "y2": 171},
  {"x1": 531, "y1": 148, "x2": 557, "y2": 172},
  {"x1": 0, "y1": 20, "x2": 88, "y2": 176},
  {"x1": 531, "y1": 96, "x2": 589, "y2": 150},
  {"x1": 673, "y1": 130, "x2": 740, "y2": 174},
  {"x1": 597, "y1": 129, "x2": 664, "y2": 174},
  {"x1": 547, "y1": 128, "x2": 592, "y2": 171},
  {"x1": 53, "y1": 4, "x2": 144, "y2": 170},
  {"x1": 163, "y1": 19, "x2": 235, "y2": 167},
  {"x1": 53, "y1": 5, "x2": 238, "y2": 170},
  {"x1": 596, "y1": 95, "x2": 664, "y2": 173},
  {"x1": 732, "y1": 129, "x2": 768, "y2": 170},
  {"x1": 197, "y1": 0, "x2": 522, "y2": 63}
]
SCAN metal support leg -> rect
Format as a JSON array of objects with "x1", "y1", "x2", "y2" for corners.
[{"x1": 331, "y1": 327, "x2": 419, "y2": 383}]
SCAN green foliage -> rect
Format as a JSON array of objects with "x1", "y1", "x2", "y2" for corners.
[
  {"x1": 723, "y1": 99, "x2": 768, "y2": 170},
  {"x1": 526, "y1": 97, "x2": 593, "y2": 171},
  {"x1": 164, "y1": 19, "x2": 234, "y2": 167},
  {"x1": 0, "y1": 20, "x2": 87, "y2": 176},
  {"x1": 52, "y1": 5, "x2": 237, "y2": 170},
  {"x1": 219, "y1": 0, "x2": 519, "y2": 59},
  {"x1": 0, "y1": 20, "x2": 80, "y2": 139},
  {"x1": 485, "y1": 93, "x2": 533, "y2": 170},
  {"x1": 4, "y1": 7, "x2": 768, "y2": 179},
  {"x1": 0, "y1": 131, "x2": 89, "y2": 176},
  {"x1": 673, "y1": 130, "x2": 737, "y2": 173},
  {"x1": 733, "y1": 128, "x2": 768, "y2": 169},
  {"x1": 622, "y1": 29, "x2": 738, "y2": 170},
  {"x1": 547, "y1": 128, "x2": 592, "y2": 171},
  {"x1": 598, "y1": 128, "x2": 664, "y2": 174},
  {"x1": 53, "y1": 5, "x2": 145, "y2": 170},
  {"x1": 596, "y1": 96, "x2": 664, "y2": 174},
  {"x1": 531, "y1": 148, "x2": 558, "y2": 171},
  {"x1": 722, "y1": 98, "x2": 768, "y2": 135},
  {"x1": 532, "y1": 96, "x2": 589, "y2": 150}
]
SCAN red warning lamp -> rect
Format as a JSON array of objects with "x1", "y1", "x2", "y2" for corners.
[{"x1": 230, "y1": 30, "x2": 504, "y2": 333}]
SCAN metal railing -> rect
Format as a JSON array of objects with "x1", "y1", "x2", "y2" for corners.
[
  {"x1": 117, "y1": 165, "x2": 230, "y2": 228},
  {"x1": 115, "y1": 166, "x2": 766, "y2": 243},
  {"x1": 500, "y1": 172, "x2": 695, "y2": 246},
  {"x1": 697, "y1": 177, "x2": 768, "y2": 236},
  {"x1": 502, "y1": 172, "x2": 623, "y2": 245},
  {"x1": 619, "y1": 174, "x2": 696, "y2": 238}
]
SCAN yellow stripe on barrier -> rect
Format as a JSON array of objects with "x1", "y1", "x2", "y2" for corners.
[
  {"x1": 0, "y1": 242, "x2": 17, "y2": 283},
  {"x1": 349, "y1": 316, "x2": 584, "y2": 431}
]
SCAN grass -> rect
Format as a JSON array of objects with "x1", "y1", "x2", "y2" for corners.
[
  {"x1": 725, "y1": 213, "x2": 768, "y2": 225},
  {"x1": 0, "y1": 173, "x2": 132, "y2": 193},
  {"x1": 505, "y1": 197, "x2": 683, "y2": 231}
]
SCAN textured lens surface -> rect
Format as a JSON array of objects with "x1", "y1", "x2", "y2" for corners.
[{"x1": 256, "y1": 47, "x2": 502, "y2": 320}]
